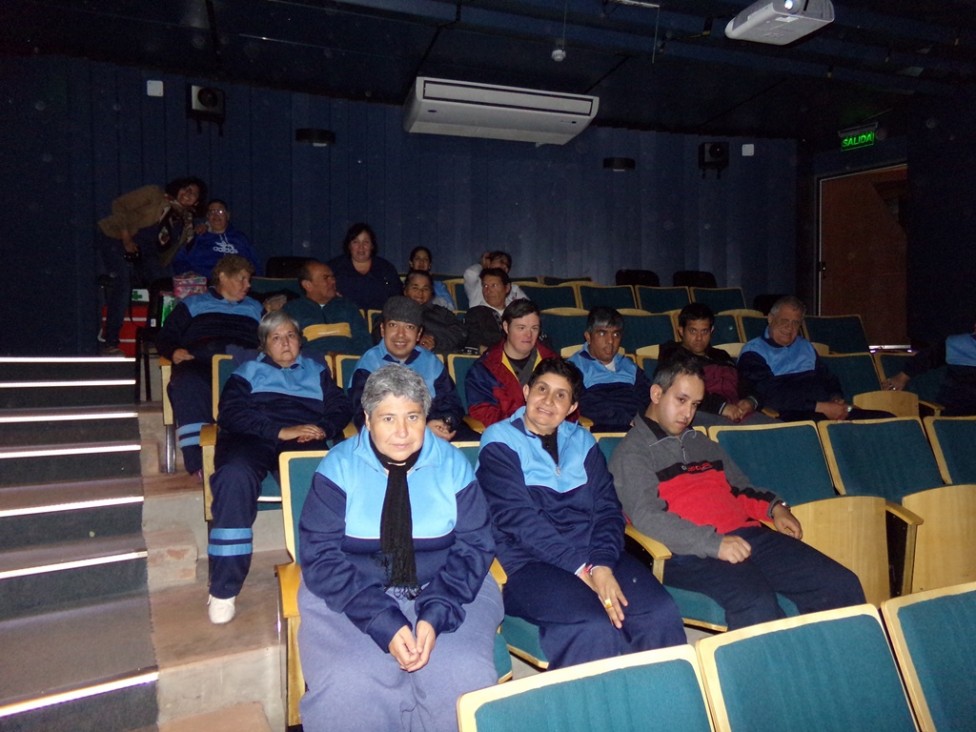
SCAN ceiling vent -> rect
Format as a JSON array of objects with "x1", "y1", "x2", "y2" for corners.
[
  {"x1": 725, "y1": 0, "x2": 834, "y2": 45},
  {"x1": 404, "y1": 77, "x2": 599, "y2": 145}
]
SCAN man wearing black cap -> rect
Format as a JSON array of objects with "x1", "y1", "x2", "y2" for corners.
[{"x1": 348, "y1": 296, "x2": 466, "y2": 440}]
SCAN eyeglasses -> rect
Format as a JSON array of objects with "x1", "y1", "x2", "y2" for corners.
[{"x1": 207, "y1": 208, "x2": 227, "y2": 216}]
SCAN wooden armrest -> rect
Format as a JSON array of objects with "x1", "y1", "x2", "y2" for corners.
[
  {"x1": 200, "y1": 423, "x2": 218, "y2": 447},
  {"x1": 624, "y1": 524, "x2": 671, "y2": 583},
  {"x1": 342, "y1": 421, "x2": 358, "y2": 440},
  {"x1": 489, "y1": 558, "x2": 508, "y2": 589},
  {"x1": 276, "y1": 562, "x2": 302, "y2": 619},
  {"x1": 463, "y1": 415, "x2": 486, "y2": 434},
  {"x1": 761, "y1": 407, "x2": 780, "y2": 418},
  {"x1": 578, "y1": 416, "x2": 594, "y2": 429},
  {"x1": 159, "y1": 356, "x2": 172, "y2": 367},
  {"x1": 884, "y1": 501, "x2": 924, "y2": 526}
]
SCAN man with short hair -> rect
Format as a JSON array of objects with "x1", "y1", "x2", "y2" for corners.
[
  {"x1": 284, "y1": 260, "x2": 371, "y2": 357},
  {"x1": 737, "y1": 295, "x2": 882, "y2": 421},
  {"x1": 465, "y1": 299, "x2": 557, "y2": 427},
  {"x1": 400, "y1": 269, "x2": 467, "y2": 354},
  {"x1": 462, "y1": 250, "x2": 527, "y2": 309},
  {"x1": 464, "y1": 267, "x2": 511, "y2": 350},
  {"x1": 567, "y1": 307, "x2": 650, "y2": 432},
  {"x1": 609, "y1": 352, "x2": 865, "y2": 630},
  {"x1": 349, "y1": 296, "x2": 465, "y2": 440},
  {"x1": 659, "y1": 303, "x2": 772, "y2": 426}
]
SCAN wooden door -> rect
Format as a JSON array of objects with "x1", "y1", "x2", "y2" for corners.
[{"x1": 819, "y1": 165, "x2": 908, "y2": 346}]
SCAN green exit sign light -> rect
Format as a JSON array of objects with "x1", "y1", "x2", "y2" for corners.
[{"x1": 840, "y1": 129, "x2": 876, "y2": 150}]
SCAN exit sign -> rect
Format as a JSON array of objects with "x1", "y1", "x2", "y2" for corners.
[{"x1": 840, "y1": 129, "x2": 876, "y2": 150}]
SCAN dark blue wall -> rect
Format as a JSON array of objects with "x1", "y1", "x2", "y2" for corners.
[
  {"x1": 905, "y1": 89, "x2": 976, "y2": 341},
  {"x1": 0, "y1": 55, "x2": 799, "y2": 355}
]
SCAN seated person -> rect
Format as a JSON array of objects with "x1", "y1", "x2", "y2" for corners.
[
  {"x1": 298, "y1": 364, "x2": 502, "y2": 732},
  {"x1": 609, "y1": 353, "x2": 866, "y2": 630},
  {"x1": 398, "y1": 270, "x2": 467, "y2": 354},
  {"x1": 462, "y1": 250, "x2": 527, "y2": 309},
  {"x1": 465, "y1": 299, "x2": 557, "y2": 428},
  {"x1": 349, "y1": 296, "x2": 467, "y2": 441},
  {"x1": 464, "y1": 268, "x2": 510, "y2": 351},
  {"x1": 206, "y1": 311, "x2": 352, "y2": 625},
  {"x1": 283, "y1": 260, "x2": 371, "y2": 357},
  {"x1": 738, "y1": 296, "x2": 888, "y2": 421},
  {"x1": 407, "y1": 246, "x2": 455, "y2": 309},
  {"x1": 660, "y1": 303, "x2": 775, "y2": 426},
  {"x1": 884, "y1": 318, "x2": 976, "y2": 415},
  {"x1": 567, "y1": 306, "x2": 651, "y2": 431},
  {"x1": 157, "y1": 254, "x2": 263, "y2": 477},
  {"x1": 172, "y1": 199, "x2": 260, "y2": 276},
  {"x1": 477, "y1": 358, "x2": 685, "y2": 670},
  {"x1": 327, "y1": 222, "x2": 402, "y2": 312}
]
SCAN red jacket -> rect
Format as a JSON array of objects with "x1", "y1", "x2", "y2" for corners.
[{"x1": 464, "y1": 341, "x2": 557, "y2": 427}]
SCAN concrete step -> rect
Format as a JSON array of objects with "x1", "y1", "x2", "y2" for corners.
[
  {"x1": 0, "y1": 478, "x2": 144, "y2": 551},
  {"x1": 0, "y1": 406, "x2": 141, "y2": 447},
  {"x1": 145, "y1": 526, "x2": 198, "y2": 592},
  {"x1": 0, "y1": 534, "x2": 148, "y2": 620},
  {"x1": 151, "y1": 552, "x2": 288, "y2": 729},
  {"x1": 0, "y1": 594, "x2": 158, "y2": 731},
  {"x1": 0, "y1": 440, "x2": 143, "y2": 488},
  {"x1": 0, "y1": 356, "x2": 137, "y2": 408},
  {"x1": 159, "y1": 702, "x2": 271, "y2": 732}
]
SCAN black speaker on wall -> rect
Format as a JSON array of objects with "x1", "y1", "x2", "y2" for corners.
[
  {"x1": 698, "y1": 141, "x2": 729, "y2": 177},
  {"x1": 187, "y1": 84, "x2": 225, "y2": 134}
]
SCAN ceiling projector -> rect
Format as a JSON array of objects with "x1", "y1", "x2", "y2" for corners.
[{"x1": 725, "y1": 0, "x2": 835, "y2": 45}]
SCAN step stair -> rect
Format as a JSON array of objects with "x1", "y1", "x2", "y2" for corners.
[{"x1": 0, "y1": 356, "x2": 157, "y2": 731}]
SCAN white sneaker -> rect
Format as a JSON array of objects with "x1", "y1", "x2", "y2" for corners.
[{"x1": 208, "y1": 594, "x2": 236, "y2": 624}]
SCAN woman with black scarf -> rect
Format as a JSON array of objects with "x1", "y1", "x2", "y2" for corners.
[{"x1": 297, "y1": 364, "x2": 502, "y2": 732}]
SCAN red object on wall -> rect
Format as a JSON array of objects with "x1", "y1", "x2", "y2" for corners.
[{"x1": 100, "y1": 305, "x2": 147, "y2": 357}]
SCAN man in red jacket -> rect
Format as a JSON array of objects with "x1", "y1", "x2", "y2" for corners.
[{"x1": 464, "y1": 299, "x2": 556, "y2": 428}]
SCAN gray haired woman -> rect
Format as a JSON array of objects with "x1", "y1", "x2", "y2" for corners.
[{"x1": 297, "y1": 364, "x2": 502, "y2": 732}]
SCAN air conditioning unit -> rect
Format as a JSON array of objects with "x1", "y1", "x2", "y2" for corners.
[
  {"x1": 725, "y1": 0, "x2": 834, "y2": 45},
  {"x1": 404, "y1": 77, "x2": 599, "y2": 145}
]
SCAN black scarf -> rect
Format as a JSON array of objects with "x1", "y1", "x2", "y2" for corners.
[{"x1": 370, "y1": 437, "x2": 422, "y2": 593}]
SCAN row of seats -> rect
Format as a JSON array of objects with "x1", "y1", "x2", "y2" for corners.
[
  {"x1": 455, "y1": 585, "x2": 976, "y2": 732},
  {"x1": 277, "y1": 446, "x2": 976, "y2": 730}
]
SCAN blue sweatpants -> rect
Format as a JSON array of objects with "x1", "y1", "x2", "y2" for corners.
[
  {"x1": 298, "y1": 576, "x2": 503, "y2": 732},
  {"x1": 664, "y1": 525, "x2": 866, "y2": 630},
  {"x1": 208, "y1": 433, "x2": 327, "y2": 599},
  {"x1": 502, "y1": 552, "x2": 686, "y2": 670},
  {"x1": 168, "y1": 362, "x2": 212, "y2": 474}
]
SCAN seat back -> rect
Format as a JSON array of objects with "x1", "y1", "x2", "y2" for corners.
[
  {"x1": 575, "y1": 284, "x2": 637, "y2": 311},
  {"x1": 924, "y1": 416, "x2": 976, "y2": 484},
  {"x1": 673, "y1": 270, "x2": 717, "y2": 288},
  {"x1": 516, "y1": 283, "x2": 579, "y2": 310},
  {"x1": 738, "y1": 313, "x2": 768, "y2": 342},
  {"x1": 635, "y1": 285, "x2": 690, "y2": 313},
  {"x1": 457, "y1": 645, "x2": 713, "y2": 732},
  {"x1": 697, "y1": 605, "x2": 916, "y2": 732},
  {"x1": 818, "y1": 417, "x2": 944, "y2": 502},
  {"x1": 443, "y1": 278, "x2": 468, "y2": 311},
  {"x1": 264, "y1": 256, "x2": 309, "y2": 279},
  {"x1": 593, "y1": 432, "x2": 627, "y2": 465},
  {"x1": 615, "y1": 269, "x2": 660, "y2": 287},
  {"x1": 803, "y1": 314, "x2": 870, "y2": 354},
  {"x1": 635, "y1": 344, "x2": 660, "y2": 380},
  {"x1": 822, "y1": 352, "x2": 882, "y2": 401},
  {"x1": 333, "y1": 353, "x2": 361, "y2": 392},
  {"x1": 711, "y1": 314, "x2": 741, "y2": 345},
  {"x1": 540, "y1": 309, "x2": 590, "y2": 352},
  {"x1": 709, "y1": 421, "x2": 833, "y2": 505},
  {"x1": 617, "y1": 311, "x2": 676, "y2": 353},
  {"x1": 875, "y1": 352, "x2": 947, "y2": 406},
  {"x1": 452, "y1": 440, "x2": 480, "y2": 470},
  {"x1": 448, "y1": 353, "x2": 481, "y2": 412},
  {"x1": 279, "y1": 450, "x2": 329, "y2": 564},
  {"x1": 714, "y1": 342, "x2": 743, "y2": 359},
  {"x1": 690, "y1": 287, "x2": 745, "y2": 312},
  {"x1": 249, "y1": 276, "x2": 304, "y2": 299},
  {"x1": 881, "y1": 582, "x2": 976, "y2": 732}
]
